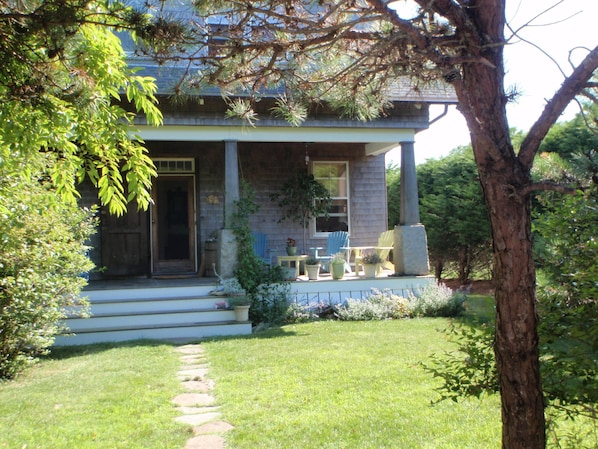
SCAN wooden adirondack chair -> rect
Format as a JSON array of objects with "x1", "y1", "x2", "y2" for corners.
[
  {"x1": 252, "y1": 232, "x2": 273, "y2": 266},
  {"x1": 312, "y1": 231, "x2": 351, "y2": 273},
  {"x1": 354, "y1": 230, "x2": 394, "y2": 275}
]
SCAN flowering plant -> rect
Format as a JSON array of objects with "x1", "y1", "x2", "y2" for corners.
[
  {"x1": 331, "y1": 252, "x2": 346, "y2": 265},
  {"x1": 286, "y1": 237, "x2": 296, "y2": 247},
  {"x1": 362, "y1": 252, "x2": 383, "y2": 265}
]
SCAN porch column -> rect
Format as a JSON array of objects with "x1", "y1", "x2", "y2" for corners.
[
  {"x1": 399, "y1": 141, "x2": 420, "y2": 225},
  {"x1": 218, "y1": 140, "x2": 239, "y2": 278},
  {"x1": 394, "y1": 141, "x2": 430, "y2": 276}
]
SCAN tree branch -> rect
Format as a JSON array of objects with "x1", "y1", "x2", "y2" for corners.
[
  {"x1": 519, "y1": 182, "x2": 578, "y2": 197},
  {"x1": 519, "y1": 45, "x2": 598, "y2": 170}
]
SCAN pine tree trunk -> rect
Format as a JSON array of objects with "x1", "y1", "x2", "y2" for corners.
[
  {"x1": 453, "y1": 3, "x2": 546, "y2": 446},
  {"x1": 483, "y1": 170, "x2": 545, "y2": 449}
]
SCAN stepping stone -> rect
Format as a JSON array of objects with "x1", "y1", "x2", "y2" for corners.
[
  {"x1": 175, "y1": 345, "x2": 204, "y2": 355},
  {"x1": 180, "y1": 364, "x2": 209, "y2": 371},
  {"x1": 181, "y1": 380, "x2": 213, "y2": 392},
  {"x1": 172, "y1": 393, "x2": 216, "y2": 407},
  {"x1": 176, "y1": 405, "x2": 220, "y2": 415},
  {"x1": 180, "y1": 355, "x2": 206, "y2": 364},
  {"x1": 193, "y1": 421, "x2": 234, "y2": 435},
  {"x1": 177, "y1": 368, "x2": 209, "y2": 381},
  {"x1": 175, "y1": 412, "x2": 222, "y2": 426},
  {"x1": 184, "y1": 434, "x2": 226, "y2": 449}
]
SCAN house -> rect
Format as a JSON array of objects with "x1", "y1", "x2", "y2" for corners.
[
  {"x1": 58, "y1": 4, "x2": 458, "y2": 344},
  {"x1": 81, "y1": 66, "x2": 457, "y2": 280}
]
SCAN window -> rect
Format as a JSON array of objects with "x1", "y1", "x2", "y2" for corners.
[
  {"x1": 154, "y1": 158, "x2": 195, "y2": 174},
  {"x1": 313, "y1": 161, "x2": 350, "y2": 235}
]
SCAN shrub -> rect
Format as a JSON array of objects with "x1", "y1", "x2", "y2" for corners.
[
  {"x1": 0, "y1": 176, "x2": 96, "y2": 379},
  {"x1": 251, "y1": 282, "x2": 292, "y2": 327},
  {"x1": 336, "y1": 289, "x2": 412, "y2": 321},
  {"x1": 409, "y1": 283, "x2": 466, "y2": 317}
]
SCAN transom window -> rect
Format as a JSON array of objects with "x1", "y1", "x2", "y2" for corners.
[
  {"x1": 154, "y1": 158, "x2": 195, "y2": 174},
  {"x1": 312, "y1": 161, "x2": 350, "y2": 235}
]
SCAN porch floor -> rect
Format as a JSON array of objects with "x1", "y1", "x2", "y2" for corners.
[{"x1": 86, "y1": 268, "x2": 400, "y2": 291}]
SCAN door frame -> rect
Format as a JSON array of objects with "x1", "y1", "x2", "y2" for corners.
[{"x1": 150, "y1": 174, "x2": 197, "y2": 275}]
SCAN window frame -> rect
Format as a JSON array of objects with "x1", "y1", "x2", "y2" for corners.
[{"x1": 311, "y1": 160, "x2": 350, "y2": 237}]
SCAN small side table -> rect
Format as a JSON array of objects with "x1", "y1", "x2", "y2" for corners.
[{"x1": 277, "y1": 254, "x2": 308, "y2": 278}]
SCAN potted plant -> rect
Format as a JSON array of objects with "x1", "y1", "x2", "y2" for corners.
[
  {"x1": 271, "y1": 171, "x2": 332, "y2": 255},
  {"x1": 330, "y1": 253, "x2": 346, "y2": 280},
  {"x1": 362, "y1": 252, "x2": 383, "y2": 278},
  {"x1": 228, "y1": 295, "x2": 251, "y2": 322},
  {"x1": 286, "y1": 237, "x2": 297, "y2": 256},
  {"x1": 305, "y1": 256, "x2": 321, "y2": 280}
]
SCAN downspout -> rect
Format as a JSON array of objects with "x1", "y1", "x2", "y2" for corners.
[{"x1": 428, "y1": 104, "x2": 450, "y2": 127}]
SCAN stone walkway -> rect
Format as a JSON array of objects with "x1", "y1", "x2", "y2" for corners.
[{"x1": 173, "y1": 344, "x2": 233, "y2": 449}]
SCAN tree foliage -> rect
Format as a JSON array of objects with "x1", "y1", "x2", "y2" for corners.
[
  {"x1": 428, "y1": 113, "x2": 598, "y2": 447},
  {"x1": 417, "y1": 147, "x2": 492, "y2": 282},
  {"x1": 0, "y1": 0, "x2": 163, "y2": 215}
]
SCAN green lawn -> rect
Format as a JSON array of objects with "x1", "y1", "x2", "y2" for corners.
[
  {"x1": 0, "y1": 342, "x2": 190, "y2": 449},
  {"x1": 0, "y1": 299, "x2": 503, "y2": 449},
  {"x1": 203, "y1": 315, "x2": 502, "y2": 448}
]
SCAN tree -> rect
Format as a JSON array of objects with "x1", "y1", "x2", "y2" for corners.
[
  {"x1": 417, "y1": 147, "x2": 491, "y2": 282},
  {"x1": 0, "y1": 0, "x2": 164, "y2": 215},
  {"x1": 137, "y1": 2, "x2": 598, "y2": 447},
  {"x1": 0, "y1": 0, "x2": 173, "y2": 377}
]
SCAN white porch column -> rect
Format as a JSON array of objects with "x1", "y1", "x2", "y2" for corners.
[
  {"x1": 218, "y1": 140, "x2": 239, "y2": 278},
  {"x1": 394, "y1": 141, "x2": 430, "y2": 276}
]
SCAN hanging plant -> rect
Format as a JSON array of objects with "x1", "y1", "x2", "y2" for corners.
[{"x1": 270, "y1": 170, "x2": 331, "y2": 254}]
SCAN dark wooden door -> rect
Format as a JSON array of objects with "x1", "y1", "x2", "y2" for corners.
[
  {"x1": 151, "y1": 175, "x2": 196, "y2": 275},
  {"x1": 100, "y1": 204, "x2": 150, "y2": 277}
]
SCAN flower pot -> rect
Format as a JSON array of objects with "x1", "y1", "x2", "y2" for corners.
[
  {"x1": 234, "y1": 305, "x2": 251, "y2": 322},
  {"x1": 306, "y1": 263, "x2": 320, "y2": 280},
  {"x1": 363, "y1": 263, "x2": 378, "y2": 279},
  {"x1": 331, "y1": 263, "x2": 345, "y2": 280},
  {"x1": 286, "y1": 246, "x2": 297, "y2": 256},
  {"x1": 283, "y1": 266, "x2": 297, "y2": 280}
]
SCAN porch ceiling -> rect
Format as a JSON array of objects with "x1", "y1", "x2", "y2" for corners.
[{"x1": 137, "y1": 124, "x2": 415, "y2": 155}]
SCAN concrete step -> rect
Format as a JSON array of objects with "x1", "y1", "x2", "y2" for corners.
[
  {"x1": 65, "y1": 308, "x2": 237, "y2": 330},
  {"x1": 54, "y1": 321, "x2": 252, "y2": 346}
]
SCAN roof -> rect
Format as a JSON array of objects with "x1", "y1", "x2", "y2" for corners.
[{"x1": 130, "y1": 60, "x2": 457, "y2": 104}]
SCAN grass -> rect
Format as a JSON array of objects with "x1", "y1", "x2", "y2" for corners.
[
  {"x1": 0, "y1": 342, "x2": 190, "y2": 449},
  {"x1": 0, "y1": 296, "x2": 513, "y2": 449},
  {"x1": 203, "y1": 308, "x2": 502, "y2": 448}
]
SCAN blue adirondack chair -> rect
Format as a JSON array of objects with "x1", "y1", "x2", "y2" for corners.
[
  {"x1": 252, "y1": 232, "x2": 272, "y2": 266},
  {"x1": 312, "y1": 231, "x2": 350, "y2": 272}
]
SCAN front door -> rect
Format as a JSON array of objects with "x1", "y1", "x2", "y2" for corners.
[{"x1": 151, "y1": 175, "x2": 196, "y2": 275}]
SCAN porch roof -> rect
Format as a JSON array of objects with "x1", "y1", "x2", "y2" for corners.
[{"x1": 137, "y1": 123, "x2": 415, "y2": 156}]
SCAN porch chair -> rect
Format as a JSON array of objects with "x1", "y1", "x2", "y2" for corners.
[
  {"x1": 252, "y1": 232, "x2": 273, "y2": 266},
  {"x1": 311, "y1": 231, "x2": 351, "y2": 273},
  {"x1": 354, "y1": 229, "x2": 394, "y2": 275}
]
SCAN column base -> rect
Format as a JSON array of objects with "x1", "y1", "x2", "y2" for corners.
[
  {"x1": 217, "y1": 229, "x2": 238, "y2": 279},
  {"x1": 393, "y1": 224, "x2": 430, "y2": 276}
]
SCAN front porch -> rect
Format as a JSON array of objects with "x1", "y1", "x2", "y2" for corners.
[{"x1": 55, "y1": 272, "x2": 434, "y2": 346}]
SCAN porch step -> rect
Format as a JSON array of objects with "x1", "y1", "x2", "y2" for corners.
[{"x1": 55, "y1": 283, "x2": 252, "y2": 346}]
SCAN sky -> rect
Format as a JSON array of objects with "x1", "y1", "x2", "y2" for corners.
[{"x1": 385, "y1": 0, "x2": 598, "y2": 166}]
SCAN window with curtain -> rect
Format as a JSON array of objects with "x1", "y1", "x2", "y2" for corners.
[{"x1": 312, "y1": 161, "x2": 350, "y2": 235}]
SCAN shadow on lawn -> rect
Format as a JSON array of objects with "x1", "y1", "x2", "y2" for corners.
[{"x1": 48, "y1": 326, "x2": 300, "y2": 361}]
